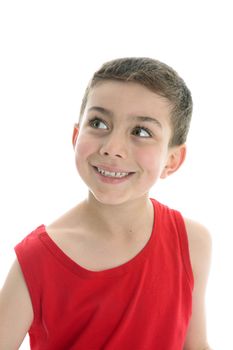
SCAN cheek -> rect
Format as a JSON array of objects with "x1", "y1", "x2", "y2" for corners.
[
  {"x1": 75, "y1": 141, "x2": 91, "y2": 158},
  {"x1": 75, "y1": 134, "x2": 96, "y2": 158},
  {"x1": 74, "y1": 136, "x2": 96, "y2": 172},
  {"x1": 135, "y1": 147, "x2": 164, "y2": 173},
  {"x1": 135, "y1": 145, "x2": 169, "y2": 185}
]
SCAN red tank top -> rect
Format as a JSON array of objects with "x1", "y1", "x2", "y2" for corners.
[{"x1": 15, "y1": 199, "x2": 194, "y2": 350}]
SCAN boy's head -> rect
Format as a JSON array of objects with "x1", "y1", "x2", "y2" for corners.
[{"x1": 79, "y1": 57, "x2": 193, "y2": 147}]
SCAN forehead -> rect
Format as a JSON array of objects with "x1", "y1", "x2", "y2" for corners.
[{"x1": 86, "y1": 80, "x2": 172, "y2": 124}]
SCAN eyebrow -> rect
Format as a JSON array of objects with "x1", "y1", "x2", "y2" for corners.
[
  {"x1": 88, "y1": 106, "x2": 114, "y2": 117},
  {"x1": 134, "y1": 116, "x2": 162, "y2": 129},
  {"x1": 88, "y1": 106, "x2": 162, "y2": 129}
]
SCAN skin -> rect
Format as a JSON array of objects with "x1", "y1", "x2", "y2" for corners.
[{"x1": 0, "y1": 81, "x2": 212, "y2": 349}]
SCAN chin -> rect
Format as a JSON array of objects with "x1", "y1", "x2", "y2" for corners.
[{"x1": 90, "y1": 190, "x2": 132, "y2": 207}]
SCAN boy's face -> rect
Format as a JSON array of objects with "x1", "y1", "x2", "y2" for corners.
[{"x1": 73, "y1": 80, "x2": 185, "y2": 205}]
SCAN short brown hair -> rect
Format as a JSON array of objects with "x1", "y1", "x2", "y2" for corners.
[{"x1": 79, "y1": 57, "x2": 193, "y2": 146}]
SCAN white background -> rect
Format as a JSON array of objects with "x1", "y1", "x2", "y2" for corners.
[{"x1": 0, "y1": 1, "x2": 232, "y2": 349}]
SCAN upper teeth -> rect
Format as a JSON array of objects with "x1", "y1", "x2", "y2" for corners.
[{"x1": 97, "y1": 167, "x2": 129, "y2": 178}]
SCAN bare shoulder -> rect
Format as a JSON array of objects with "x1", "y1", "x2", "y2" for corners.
[
  {"x1": 0, "y1": 259, "x2": 33, "y2": 349},
  {"x1": 45, "y1": 202, "x2": 90, "y2": 265},
  {"x1": 184, "y1": 218, "x2": 212, "y2": 250},
  {"x1": 46, "y1": 201, "x2": 86, "y2": 236},
  {"x1": 183, "y1": 218, "x2": 213, "y2": 349},
  {"x1": 184, "y1": 218, "x2": 212, "y2": 276}
]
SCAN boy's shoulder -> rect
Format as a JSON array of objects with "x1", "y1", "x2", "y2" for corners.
[
  {"x1": 182, "y1": 219, "x2": 212, "y2": 348},
  {"x1": 184, "y1": 218, "x2": 212, "y2": 277},
  {"x1": 46, "y1": 201, "x2": 87, "y2": 235},
  {"x1": 45, "y1": 202, "x2": 89, "y2": 250}
]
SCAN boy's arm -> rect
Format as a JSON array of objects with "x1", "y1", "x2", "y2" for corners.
[
  {"x1": 183, "y1": 219, "x2": 213, "y2": 350},
  {"x1": 0, "y1": 259, "x2": 33, "y2": 349}
]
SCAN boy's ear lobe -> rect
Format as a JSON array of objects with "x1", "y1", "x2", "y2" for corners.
[
  {"x1": 72, "y1": 123, "x2": 79, "y2": 147},
  {"x1": 160, "y1": 144, "x2": 186, "y2": 179}
]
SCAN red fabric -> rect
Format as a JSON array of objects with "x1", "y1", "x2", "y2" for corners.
[{"x1": 15, "y1": 199, "x2": 194, "y2": 350}]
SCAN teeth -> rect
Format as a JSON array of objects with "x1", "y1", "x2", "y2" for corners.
[{"x1": 96, "y1": 167, "x2": 129, "y2": 178}]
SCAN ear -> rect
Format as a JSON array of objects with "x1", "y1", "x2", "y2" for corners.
[
  {"x1": 72, "y1": 123, "x2": 79, "y2": 148},
  {"x1": 160, "y1": 144, "x2": 186, "y2": 179}
]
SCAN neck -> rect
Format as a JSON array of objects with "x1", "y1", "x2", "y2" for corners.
[{"x1": 82, "y1": 192, "x2": 154, "y2": 239}]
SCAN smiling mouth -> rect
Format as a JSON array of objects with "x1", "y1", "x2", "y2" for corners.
[{"x1": 93, "y1": 166, "x2": 134, "y2": 178}]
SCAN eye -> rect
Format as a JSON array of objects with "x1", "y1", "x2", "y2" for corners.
[
  {"x1": 88, "y1": 117, "x2": 108, "y2": 130},
  {"x1": 132, "y1": 126, "x2": 152, "y2": 138}
]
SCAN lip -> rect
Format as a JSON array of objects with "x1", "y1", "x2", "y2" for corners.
[
  {"x1": 91, "y1": 165, "x2": 135, "y2": 184},
  {"x1": 93, "y1": 164, "x2": 135, "y2": 174}
]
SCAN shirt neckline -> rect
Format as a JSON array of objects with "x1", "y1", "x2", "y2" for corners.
[{"x1": 38, "y1": 198, "x2": 158, "y2": 279}]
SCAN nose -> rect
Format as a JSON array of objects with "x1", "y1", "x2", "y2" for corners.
[{"x1": 99, "y1": 132, "x2": 128, "y2": 159}]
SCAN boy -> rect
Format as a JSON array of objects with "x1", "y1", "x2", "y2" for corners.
[{"x1": 0, "y1": 57, "x2": 212, "y2": 349}]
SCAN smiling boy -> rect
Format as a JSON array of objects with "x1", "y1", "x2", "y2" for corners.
[{"x1": 0, "y1": 58, "x2": 212, "y2": 349}]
